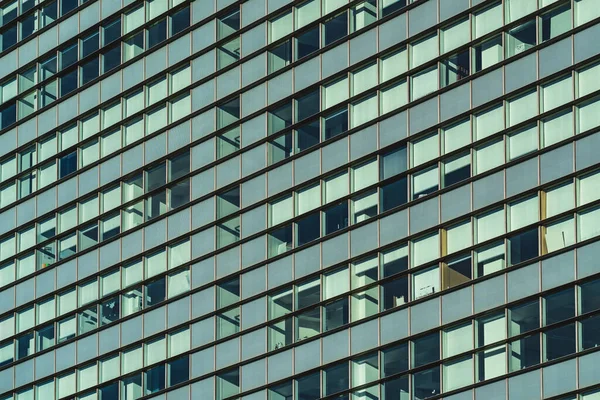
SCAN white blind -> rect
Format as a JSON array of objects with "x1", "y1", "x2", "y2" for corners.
[
  {"x1": 123, "y1": 346, "x2": 143, "y2": 374},
  {"x1": 146, "y1": 337, "x2": 166, "y2": 366},
  {"x1": 475, "y1": 105, "x2": 503, "y2": 140},
  {"x1": 476, "y1": 209, "x2": 504, "y2": 244},
  {"x1": 324, "y1": 268, "x2": 349, "y2": 299},
  {"x1": 444, "y1": 324, "x2": 473, "y2": 357},
  {"x1": 270, "y1": 196, "x2": 293, "y2": 226},
  {"x1": 413, "y1": 266, "x2": 440, "y2": 298},
  {"x1": 508, "y1": 126, "x2": 537, "y2": 160},
  {"x1": 543, "y1": 111, "x2": 572, "y2": 147},
  {"x1": 170, "y1": 329, "x2": 191, "y2": 356},
  {"x1": 413, "y1": 168, "x2": 438, "y2": 196},
  {"x1": 325, "y1": 173, "x2": 348, "y2": 203},
  {"x1": 509, "y1": 196, "x2": 538, "y2": 231},
  {"x1": 413, "y1": 235, "x2": 440, "y2": 267},
  {"x1": 506, "y1": 0, "x2": 537, "y2": 22},
  {"x1": 324, "y1": 78, "x2": 349, "y2": 109},
  {"x1": 447, "y1": 221, "x2": 472, "y2": 254},
  {"x1": 509, "y1": 91, "x2": 537, "y2": 127},
  {"x1": 296, "y1": 0, "x2": 320, "y2": 28},
  {"x1": 297, "y1": 185, "x2": 321, "y2": 215}
]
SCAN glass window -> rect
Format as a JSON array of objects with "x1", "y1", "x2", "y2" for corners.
[
  {"x1": 412, "y1": 133, "x2": 438, "y2": 168},
  {"x1": 411, "y1": 34, "x2": 438, "y2": 68},
  {"x1": 351, "y1": 62, "x2": 378, "y2": 96},
  {"x1": 447, "y1": 221, "x2": 472, "y2": 255},
  {"x1": 541, "y1": 76, "x2": 573, "y2": 113},
  {"x1": 441, "y1": 18, "x2": 469, "y2": 53},
  {"x1": 475, "y1": 139, "x2": 503, "y2": 174},
  {"x1": 508, "y1": 90, "x2": 537, "y2": 127},
  {"x1": 476, "y1": 208, "x2": 504, "y2": 244},
  {"x1": 506, "y1": 20, "x2": 537, "y2": 57},
  {"x1": 380, "y1": 48, "x2": 407, "y2": 82},
  {"x1": 579, "y1": 171, "x2": 600, "y2": 206},
  {"x1": 413, "y1": 265, "x2": 440, "y2": 299},
  {"x1": 507, "y1": 125, "x2": 538, "y2": 160},
  {"x1": 542, "y1": 110, "x2": 573, "y2": 147},
  {"x1": 411, "y1": 66, "x2": 438, "y2": 100},
  {"x1": 412, "y1": 166, "x2": 438, "y2": 199},
  {"x1": 541, "y1": 4, "x2": 571, "y2": 42},
  {"x1": 270, "y1": 11, "x2": 293, "y2": 43},
  {"x1": 509, "y1": 196, "x2": 539, "y2": 231}
]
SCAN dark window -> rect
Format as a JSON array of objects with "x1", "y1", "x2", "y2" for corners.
[
  {"x1": 509, "y1": 300, "x2": 539, "y2": 336},
  {"x1": 99, "y1": 382, "x2": 119, "y2": 400},
  {"x1": 544, "y1": 323, "x2": 575, "y2": 361},
  {"x1": 2, "y1": 25, "x2": 17, "y2": 51},
  {"x1": 297, "y1": 372, "x2": 320, "y2": 400},
  {"x1": 146, "y1": 364, "x2": 166, "y2": 394},
  {"x1": 384, "y1": 375, "x2": 410, "y2": 400},
  {"x1": 102, "y1": 18, "x2": 121, "y2": 45},
  {"x1": 16, "y1": 332, "x2": 34, "y2": 360},
  {"x1": 21, "y1": 14, "x2": 36, "y2": 39},
  {"x1": 382, "y1": 276, "x2": 409, "y2": 310},
  {"x1": 171, "y1": 7, "x2": 190, "y2": 35},
  {"x1": 41, "y1": 2, "x2": 58, "y2": 26},
  {"x1": 509, "y1": 228, "x2": 538, "y2": 265},
  {"x1": 268, "y1": 39, "x2": 292, "y2": 73},
  {"x1": 296, "y1": 26, "x2": 319, "y2": 59},
  {"x1": 21, "y1": 0, "x2": 35, "y2": 12},
  {"x1": 102, "y1": 45, "x2": 121, "y2": 73},
  {"x1": 146, "y1": 278, "x2": 166, "y2": 306},
  {"x1": 381, "y1": 177, "x2": 407, "y2": 212},
  {"x1": 581, "y1": 314, "x2": 600, "y2": 350},
  {"x1": 323, "y1": 12, "x2": 347, "y2": 46},
  {"x1": 413, "y1": 332, "x2": 440, "y2": 367},
  {"x1": 60, "y1": 44, "x2": 78, "y2": 70},
  {"x1": 100, "y1": 297, "x2": 119, "y2": 325},
  {"x1": 296, "y1": 212, "x2": 320, "y2": 246},
  {"x1": 0, "y1": 102, "x2": 17, "y2": 129},
  {"x1": 323, "y1": 108, "x2": 348, "y2": 139},
  {"x1": 509, "y1": 333, "x2": 540, "y2": 371},
  {"x1": 323, "y1": 298, "x2": 348, "y2": 331},
  {"x1": 81, "y1": 57, "x2": 100, "y2": 85},
  {"x1": 545, "y1": 287, "x2": 575, "y2": 325},
  {"x1": 324, "y1": 362, "x2": 349, "y2": 395},
  {"x1": 324, "y1": 202, "x2": 348, "y2": 235},
  {"x1": 148, "y1": 19, "x2": 167, "y2": 49},
  {"x1": 296, "y1": 120, "x2": 320, "y2": 152},
  {"x1": 580, "y1": 279, "x2": 600, "y2": 314},
  {"x1": 82, "y1": 32, "x2": 99, "y2": 57},
  {"x1": 383, "y1": 342, "x2": 409, "y2": 376},
  {"x1": 168, "y1": 356, "x2": 189, "y2": 386},
  {"x1": 60, "y1": 0, "x2": 78, "y2": 16},
  {"x1": 59, "y1": 151, "x2": 77, "y2": 178},
  {"x1": 382, "y1": 0, "x2": 406, "y2": 17},
  {"x1": 413, "y1": 366, "x2": 440, "y2": 399},
  {"x1": 169, "y1": 152, "x2": 190, "y2": 181},
  {"x1": 169, "y1": 180, "x2": 190, "y2": 209},
  {"x1": 60, "y1": 70, "x2": 78, "y2": 96},
  {"x1": 268, "y1": 103, "x2": 292, "y2": 134},
  {"x1": 296, "y1": 90, "x2": 320, "y2": 122},
  {"x1": 441, "y1": 50, "x2": 470, "y2": 88}
]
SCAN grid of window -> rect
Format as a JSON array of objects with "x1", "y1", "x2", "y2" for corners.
[{"x1": 0, "y1": 0, "x2": 600, "y2": 399}]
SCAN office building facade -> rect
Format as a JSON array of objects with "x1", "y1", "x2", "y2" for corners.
[{"x1": 1, "y1": 0, "x2": 600, "y2": 399}]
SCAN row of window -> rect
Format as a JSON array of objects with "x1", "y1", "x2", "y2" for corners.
[
  {"x1": 0, "y1": 0, "x2": 85, "y2": 52},
  {"x1": 0, "y1": 90, "x2": 192, "y2": 209},
  {"x1": 2, "y1": 326, "x2": 191, "y2": 400},
  {"x1": 0, "y1": 6, "x2": 597, "y2": 229},
  {"x1": 0, "y1": 6, "x2": 191, "y2": 129},
  {"x1": 0, "y1": 223, "x2": 599, "y2": 396},
  {"x1": 0, "y1": 151, "x2": 191, "y2": 289},
  {"x1": 5, "y1": 281, "x2": 600, "y2": 400},
  {"x1": 0, "y1": 63, "x2": 191, "y2": 184}
]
